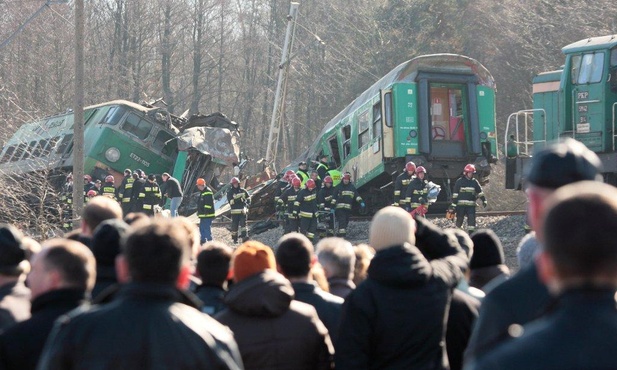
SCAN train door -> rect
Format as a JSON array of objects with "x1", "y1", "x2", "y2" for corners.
[
  {"x1": 430, "y1": 85, "x2": 467, "y2": 158},
  {"x1": 380, "y1": 89, "x2": 394, "y2": 158}
]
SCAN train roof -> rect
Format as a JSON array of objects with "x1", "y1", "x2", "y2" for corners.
[
  {"x1": 562, "y1": 34, "x2": 617, "y2": 54},
  {"x1": 295, "y1": 53, "x2": 495, "y2": 164}
]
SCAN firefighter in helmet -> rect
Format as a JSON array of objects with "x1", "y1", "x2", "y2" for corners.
[
  {"x1": 278, "y1": 176, "x2": 301, "y2": 234},
  {"x1": 393, "y1": 161, "x2": 416, "y2": 207},
  {"x1": 274, "y1": 170, "x2": 295, "y2": 218},
  {"x1": 227, "y1": 177, "x2": 250, "y2": 243},
  {"x1": 404, "y1": 166, "x2": 429, "y2": 216},
  {"x1": 139, "y1": 174, "x2": 162, "y2": 216},
  {"x1": 102, "y1": 175, "x2": 116, "y2": 201},
  {"x1": 332, "y1": 172, "x2": 365, "y2": 238},
  {"x1": 196, "y1": 178, "x2": 215, "y2": 243},
  {"x1": 293, "y1": 178, "x2": 319, "y2": 242},
  {"x1": 450, "y1": 164, "x2": 487, "y2": 233},
  {"x1": 61, "y1": 174, "x2": 74, "y2": 231},
  {"x1": 317, "y1": 175, "x2": 336, "y2": 236}
]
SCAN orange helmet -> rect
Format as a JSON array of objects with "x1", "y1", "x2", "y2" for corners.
[
  {"x1": 230, "y1": 177, "x2": 240, "y2": 185},
  {"x1": 291, "y1": 177, "x2": 301, "y2": 188},
  {"x1": 464, "y1": 164, "x2": 476, "y2": 174},
  {"x1": 405, "y1": 161, "x2": 416, "y2": 173},
  {"x1": 342, "y1": 172, "x2": 352, "y2": 181},
  {"x1": 87, "y1": 190, "x2": 97, "y2": 197},
  {"x1": 105, "y1": 175, "x2": 114, "y2": 183},
  {"x1": 415, "y1": 166, "x2": 426, "y2": 175},
  {"x1": 196, "y1": 178, "x2": 206, "y2": 186},
  {"x1": 306, "y1": 179, "x2": 316, "y2": 190},
  {"x1": 324, "y1": 176, "x2": 333, "y2": 184}
]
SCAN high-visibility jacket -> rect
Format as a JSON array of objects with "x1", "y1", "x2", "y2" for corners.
[
  {"x1": 317, "y1": 185, "x2": 335, "y2": 210},
  {"x1": 197, "y1": 187, "x2": 215, "y2": 218},
  {"x1": 451, "y1": 176, "x2": 486, "y2": 208},
  {"x1": 102, "y1": 181, "x2": 116, "y2": 201},
  {"x1": 327, "y1": 169, "x2": 342, "y2": 187},
  {"x1": 140, "y1": 181, "x2": 161, "y2": 211},
  {"x1": 332, "y1": 182, "x2": 363, "y2": 210},
  {"x1": 315, "y1": 162, "x2": 330, "y2": 180},
  {"x1": 294, "y1": 188, "x2": 318, "y2": 218},
  {"x1": 278, "y1": 187, "x2": 300, "y2": 218},
  {"x1": 227, "y1": 186, "x2": 249, "y2": 215},
  {"x1": 393, "y1": 172, "x2": 414, "y2": 206},
  {"x1": 404, "y1": 177, "x2": 428, "y2": 209},
  {"x1": 118, "y1": 177, "x2": 135, "y2": 203}
]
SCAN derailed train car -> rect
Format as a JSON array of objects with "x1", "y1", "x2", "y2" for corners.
[
  {"x1": 294, "y1": 53, "x2": 498, "y2": 212},
  {"x1": 0, "y1": 99, "x2": 240, "y2": 215}
]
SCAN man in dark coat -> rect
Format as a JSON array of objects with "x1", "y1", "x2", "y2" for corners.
[
  {"x1": 464, "y1": 138, "x2": 603, "y2": 364},
  {"x1": 161, "y1": 172, "x2": 183, "y2": 217},
  {"x1": 37, "y1": 219, "x2": 244, "y2": 370},
  {"x1": 0, "y1": 224, "x2": 31, "y2": 330},
  {"x1": 215, "y1": 241, "x2": 334, "y2": 370},
  {"x1": 336, "y1": 207, "x2": 467, "y2": 369},
  {"x1": 0, "y1": 239, "x2": 94, "y2": 370},
  {"x1": 193, "y1": 241, "x2": 233, "y2": 315},
  {"x1": 90, "y1": 219, "x2": 131, "y2": 300},
  {"x1": 275, "y1": 232, "x2": 344, "y2": 345},
  {"x1": 470, "y1": 182, "x2": 617, "y2": 370}
]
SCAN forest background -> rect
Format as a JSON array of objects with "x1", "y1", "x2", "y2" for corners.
[{"x1": 1, "y1": 0, "x2": 616, "y2": 228}]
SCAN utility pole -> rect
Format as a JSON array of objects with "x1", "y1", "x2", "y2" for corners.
[
  {"x1": 72, "y1": 0, "x2": 85, "y2": 219},
  {"x1": 264, "y1": 2, "x2": 299, "y2": 173}
]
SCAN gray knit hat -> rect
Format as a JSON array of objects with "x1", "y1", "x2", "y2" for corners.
[{"x1": 369, "y1": 206, "x2": 416, "y2": 251}]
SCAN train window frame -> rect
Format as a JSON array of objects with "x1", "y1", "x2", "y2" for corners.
[
  {"x1": 21, "y1": 141, "x2": 38, "y2": 160},
  {"x1": 328, "y1": 136, "x2": 342, "y2": 167},
  {"x1": 572, "y1": 52, "x2": 605, "y2": 85},
  {"x1": 384, "y1": 92, "x2": 393, "y2": 127},
  {"x1": 122, "y1": 112, "x2": 153, "y2": 140},
  {"x1": 101, "y1": 106, "x2": 127, "y2": 125},
  {"x1": 0, "y1": 145, "x2": 16, "y2": 164},
  {"x1": 342, "y1": 124, "x2": 352, "y2": 159},
  {"x1": 153, "y1": 130, "x2": 177, "y2": 157},
  {"x1": 372, "y1": 101, "x2": 382, "y2": 140},
  {"x1": 11, "y1": 143, "x2": 27, "y2": 162},
  {"x1": 358, "y1": 110, "x2": 370, "y2": 148},
  {"x1": 56, "y1": 134, "x2": 73, "y2": 155}
]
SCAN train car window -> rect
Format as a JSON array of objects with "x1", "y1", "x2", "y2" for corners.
[
  {"x1": 358, "y1": 110, "x2": 370, "y2": 148},
  {"x1": 610, "y1": 49, "x2": 617, "y2": 92},
  {"x1": 384, "y1": 92, "x2": 393, "y2": 127},
  {"x1": 342, "y1": 125, "x2": 352, "y2": 158},
  {"x1": 372, "y1": 102, "x2": 382, "y2": 139},
  {"x1": 0, "y1": 145, "x2": 16, "y2": 164},
  {"x1": 43, "y1": 137, "x2": 60, "y2": 156},
  {"x1": 122, "y1": 113, "x2": 153, "y2": 140},
  {"x1": 32, "y1": 139, "x2": 45, "y2": 157},
  {"x1": 153, "y1": 130, "x2": 176, "y2": 157},
  {"x1": 329, "y1": 136, "x2": 341, "y2": 167},
  {"x1": 21, "y1": 141, "x2": 37, "y2": 160},
  {"x1": 571, "y1": 55, "x2": 581, "y2": 84},
  {"x1": 56, "y1": 134, "x2": 73, "y2": 154},
  {"x1": 101, "y1": 106, "x2": 127, "y2": 125},
  {"x1": 11, "y1": 143, "x2": 27, "y2": 162},
  {"x1": 575, "y1": 53, "x2": 604, "y2": 84}
]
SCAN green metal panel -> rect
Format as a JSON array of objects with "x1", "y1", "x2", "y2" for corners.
[
  {"x1": 355, "y1": 162, "x2": 385, "y2": 188},
  {"x1": 477, "y1": 85, "x2": 498, "y2": 157},
  {"x1": 172, "y1": 151, "x2": 188, "y2": 180},
  {"x1": 392, "y1": 83, "x2": 418, "y2": 157}
]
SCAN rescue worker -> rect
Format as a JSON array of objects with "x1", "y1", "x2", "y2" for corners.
[
  {"x1": 310, "y1": 170, "x2": 322, "y2": 190},
  {"x1": 274, "y1": 170, "x2": 295, "y2": 209},
  {"x1": 61, "y1": 174, "x2": 73, "y2": 231},
  {"x1": 393, "y1": 161, "x2": 416, "y2": 207},
  {"x1": 327, "y1": 166, "x2": 343, "y2": 187},
  {"x1": 404, "y1": 166, "x2": 429, "y2": 216},
  {"x1": 317, "y1": 175, "x2": 336, "y2": 236},
  {"x1": 139, "y1": 174, "x2": 162, "y2": 216},
  {"x1": 83, "y1": 175, "x2": 96, "y2": 203},
  {"x1": 293, "y1": 178, "x2": 319, "y2": 242},
  {"x1": 332, "y1": 172, "x2": 365, "y2": 238},
  {"x1": 129, "y1": 172, "x2": 146, "y2": 213},
  {"x1": 196, "y1": 178, "x2": 215, "y2": 243},
  {"x1": 278, "y1": 176, "x2": 301, "y2": 234},
  {"x1": 227, "y1": 177, "x2": 250, "y2": 243},
  {"x1": 315, "y1": 154, "x2": 330, "y2": 180},
  {"x1": 94, "y1": 180, "x2": 103, "y2": 195},
  {"x1": 85, "y1": 190, "x2": 97, "y2": 203},
  {"x1": 102, "y1": 175, "x2": 116, "y2": 201},
  {"x1": 296, "y1": 161, "x2": 310, "y2": 186},
  {"x1": 450, "y1": 163, "x2": 487, "y2": 233},
  {"x1": 117, "y1": 169, "x2": 134, "y2": 215}
]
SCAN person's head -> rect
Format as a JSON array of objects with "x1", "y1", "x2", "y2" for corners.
[
  {"x1": 342, "y1": 172, "x2": 351, "y2": 184},
  {"x1": 91, "y1": 219, "x2": 131, "y2": 268},
  {"x1": 196, "y1": 242, "x2": 233, "y2": 286},
  {"x1": 95, "y1": 180, "x2": 102, "y2": 189},
  {"x1": 310, "y1": 171, "x2": 319, "y2": 180},
  {"x1": 161, "y1": 172, "x2": 170, "y2": 182},
  {"x1": 231, "y1": 241, "x2": 276, "y2": 283},
  {"x1": 369, "y1": 206, "x2": 416, "y2": 251},
  {"x1": 117, "y1": 218, "x2": 193, "y2": 288},
  {"x1": 123, "y1": 212, "x2": 151, "y2": 229},
  {"x1": 291, "y1": 177, "x2": 301, "y2": 189},
  {"x1": 538, "y1": 182, "x2": 617, "y2": 291},
  {"x1": 174, "y1": 217, "x2": 201, "y2": 259},
  {"x1": 275, "y1": 232, "x2": 314, "y2": 279},
  {"x1": 352, "y1": 243, "x2": 374, "y2": 286},
  {"x1": 81, "y1": 196, "x2": 123, "y2": 237},
  {"x1": 447, "y1": 228, "x2": 474, "y2": 262},
  {"x1": 298, "y1": 161, "x2": 307, "y2": 171},
  {"x1": 124, "y1": 169, "x2": 132, "y2": 177},
  {"x1": 405, "y1": 161, "x2": 416, "y2": 175},
  {"x1": 0, "y1": 224, "x2": 28, "y2": 278},
  {"x1": 469, "y1": 229, "x2": 505, "y2": 269},
  {"x1": 316, "y1": 237, "x2": 355, "y2": 281},
  {"x1": 320, "y1": 155, "x2": 329, "y2": 164},
  {"x1": 132, "y1": 173, "x2": 139, "y2": 181},
  {"x1": 87, "y1": 190, "x2": 97, "y2": 199},
  {"x1": 230, "y1": 177, "x2": 240, "y2": 188},
  {"x1": 147, "y1": 174, "x2": 156, "y2": 183},
  {"x1": 516, "y1": 231, "x2": 540, "y2": 269},
  {"x1": 525, "y1": 138, "x2": 603, "y2": 233},
  {"x1": 323, "y1": 176, "x2": 333, "y2": 188},
  {"x1": 196, "y1": 178, "x2": 206, "y2": 191},
  {"x1": 28, "y1": 239, "x2": 96, "y2": 300},
  {"x1": 463, "y1": 163, "x2": 476, "y2": 179},
  {"x1": 105, "y1": 175, "x2": 114, "y2": 184},
  {"x1": 415, "y1": 166, "x2": 426, "y2": 180}
]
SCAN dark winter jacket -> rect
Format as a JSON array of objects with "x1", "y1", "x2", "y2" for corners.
[
  {"x1": 278, "y1": 187, "x2": 300, "y2": 217},
  {"x1": 0, "y1": 280, "x2": 30, "y2": 331},
  {"x1": 163, "y1": 176, "x2": 183, "y2": 198},
  {"x1": 0, "y1": 288, "x2": 86, "y2": 370},
  {"x1": 470, "y1": 287, "x2": 617, "y2": 370},
  {"x1": 332, "y1": 183, "x2": 362, "y2": 211},
  {"x1": 215, "y1": 270, "x2": 334, "y2": 370},
  {"x1": 227, "y1": 186, "x2": 249, "y2": 215},
  {"x1": 446, "y1": 290, "x2": 480, "y2": 370},
  {"x1": 294, "y1": 188, "x2": 319, "y2": 218},
  {"x1": 451, "y1": 176, "x2": 486, "y2": 208},
  {"x1": 197, "y1": 186, "x2": 215, "y2": 218},
  {"x1": 335, "y1": 238, "x2": 467, "y2": 370},
  {"x1": 194, "y1": 284, "x2": 227, "y2": 316},
  {"x1": 292, "y1": 281, "x2": 344, "y2": 345},
  {"x1": 37, "y1": 283, "x2": 244, "y2": 370},
  {"x1": 393, "y1": 172, "x2": 414, "y2": 205}
]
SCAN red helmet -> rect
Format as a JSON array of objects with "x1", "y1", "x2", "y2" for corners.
[
  {"x1": 405, "y1": 161, "x2": 416, "y2": 173},
  {"x1": 323, "y1": 176, "x2": 333, "y2": 184},
  {"x1": 87, "y1": 190, "x2": 97, "y2": 197},
  {"x1": 415, "y1": 166, "x2": 426, "y2": 174},
  {"x1": 284, "y1": 170, "x2": 295, "y2": 181},
  {"x1": 342, "y1": 172, "x2": 351, "y2": 181},
  {"x1": 306, "y1": 179, "x2": 316, "y2": 190},
  {"x1": 464, "y1": 164, "x2": 476, "y2": 174},
  {"x1": 105, "y1": 175, "x2": 114, "y2": 183},
  {"x1": 231, "y1": 177, "x2": 240, "y2": 185},
  {"x1": 291, "y1": 177, "x2": 301, "y2": 187}
]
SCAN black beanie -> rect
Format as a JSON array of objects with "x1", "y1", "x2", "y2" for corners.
[
  {"x1": 470, "y1": 229, "x2": 504, "y2": 269},
  {"x1": 91, "y1": 219, "x2": 130, "y2": 267},
  {"x1": 0, "y1": 224, "x2": 26, "y2": 274}
]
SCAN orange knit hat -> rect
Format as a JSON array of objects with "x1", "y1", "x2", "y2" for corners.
[{"x1": 232, "y1": 241, "x2": 276, "y2": 282}]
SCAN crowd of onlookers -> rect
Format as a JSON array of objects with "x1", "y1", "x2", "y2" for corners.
[{"x1": 0, "y1": 137, "x2": 616, "y2": 369}]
